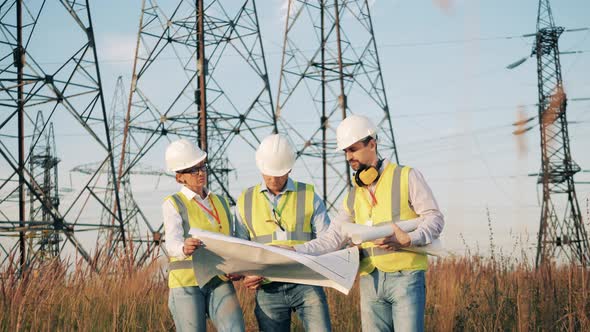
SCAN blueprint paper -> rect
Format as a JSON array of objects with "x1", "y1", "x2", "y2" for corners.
[
  {"x1": 340, "y1": 222, "x2": 448, "y2": 257},
  {"x1": 188, "y1": 229, "x2": 359, "y2": 294}
]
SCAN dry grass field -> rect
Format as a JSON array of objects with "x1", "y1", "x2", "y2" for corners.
[{"x1": 1, "y1": 248, "x2": 588, "y2": 331}]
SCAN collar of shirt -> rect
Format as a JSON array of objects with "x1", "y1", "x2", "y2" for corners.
[
  {"x1": 180, "y1": 185, "x2": 210, "y2": 202},
  {"x1": 259, "y1": 177, "x2": 295, "y2": 199},
  {"x1": 379, "y1": 159, "x2": 390, "y2": 172}
]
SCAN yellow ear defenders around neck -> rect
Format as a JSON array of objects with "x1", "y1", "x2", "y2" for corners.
[{"x1": 353, "y1": 159, "x2": 383, "y2": 187}]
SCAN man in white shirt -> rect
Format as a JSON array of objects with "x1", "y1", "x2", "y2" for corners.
[{"x1": 294, "y1": 115, "x2": 444, "y2": 332}]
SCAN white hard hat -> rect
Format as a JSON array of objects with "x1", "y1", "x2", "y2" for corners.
[
  {"x1": 165, "y1": 139, "x2": 207, "y2": 172},
  {"x1": 336, "y1": 114, "x2": 377, "y2": 150},
  {"x1": 255, "y1": 134, "x2": 296, "y2": 176}
]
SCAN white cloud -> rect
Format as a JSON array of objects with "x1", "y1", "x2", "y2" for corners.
[{"x1": 97, "y1": 34, "x2": 137, "y2": 64}]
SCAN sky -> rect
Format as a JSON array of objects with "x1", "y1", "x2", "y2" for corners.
[{"x1": 1, "y1": 0, "x2": 589, "y2": 261}]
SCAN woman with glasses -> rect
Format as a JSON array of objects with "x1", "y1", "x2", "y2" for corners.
[{"x1": 163, "y1": 138, "x2": 245, "y2": 332}]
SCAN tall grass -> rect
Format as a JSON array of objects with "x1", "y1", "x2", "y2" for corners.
[
  {"x1": 0, "y1": 255, "x2": 172, "y2": 331},
  {"x1": 1, "y1": 253, "x2": 588, "y2": 331}
]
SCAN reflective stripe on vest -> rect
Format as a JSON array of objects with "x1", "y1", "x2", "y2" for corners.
[
  {"x1": 169, "y1": 194, "x2": 190, "y2": 237},
  {"x1": 345, "y1": 164, "x2": 427, "y2": 275},
  {"x1": 243, "y1": 186, "x2": 256, "y2": 239},
  {"x1": 217, "y1": 196, "x2": 233, "y2": 236},
  {"x1": 168, "y1": 260, "x2": 193, "y2": 271},
  {"x1": 346, "y1": 187, "x2": 356, "y2": 219},
  {"x1": 360, "y1": 247, "x2": 399, "y2": 259},
  {"x1": 241, "y1": 181, "x2": 313, "y2": 244},
  {"x1": 346, "y1": 165, "x2": 403, "y2": 221},
  {"x1": 165, "y1": 191, "x2": 232, "y2": 288}
]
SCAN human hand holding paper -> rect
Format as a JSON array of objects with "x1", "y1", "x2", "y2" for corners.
[
  {"x1": 340, "y1": 221, "x2": 448, "y2": 257},
  {"x1": 183, "y1": 237, "x2": 202, "y2": 256},
  {"x1": 188, "y1": 229, "x2": 359, "y2": 294},
  {"x1": 373, "y1": 223, "x2": 411, "y2": 250},
  {"x1": 225, "y1": 273, "x2": 244, "y2": 281},
  {"x1": 243, "y1": 275, "x2": 265, "y2": 290}
]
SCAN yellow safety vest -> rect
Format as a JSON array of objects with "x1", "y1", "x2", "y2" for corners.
[
  {"x1": 237, "y1": 181, "x2": 315, "y2": 246},
  {"x1": 165, "y1": 191, "x2": 232, "y2": 288},
  {"x1": 344, "y1": 163, "x2": 428, "y2": 276}
]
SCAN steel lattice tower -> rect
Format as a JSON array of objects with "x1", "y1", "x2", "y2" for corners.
[
  {"x1": 71, "y1": 77, "x2": 167, "y2": 265},
  {"x1": 121, "y1": 0, "x2": 276, "y2": 262},
  {"x1": 100, "y1": 77, "x2": 154, "y2": 264},
  {"x1": 0, "y1": 0, "x2": 123, "y2": 269},
  {"x1": 27, "y1": 112, "x2": 60, "y2": 261},
  {"x1": 533, "y1": 0, "x2": 590, "y2": 266},
  {"x1": 276, "y1": 0, "x2": 398, "y2": 212}
]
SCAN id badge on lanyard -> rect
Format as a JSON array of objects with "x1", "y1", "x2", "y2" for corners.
[{"x1": 194, "y1": 197, "x2": 222, "y2": 231}]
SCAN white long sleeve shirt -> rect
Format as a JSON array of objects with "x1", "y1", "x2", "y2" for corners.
[
  {"x1": 294, "y1": 160, "x2": 444, "y2": 255},
  {"x1": 162, "y1": 186, "x2": 215, "y2": 259}
]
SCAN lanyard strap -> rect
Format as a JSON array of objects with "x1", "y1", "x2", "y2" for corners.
[
  {"x1": 262, "y1": 191, "x2": 290, "y2": 219},
  {"x1": 367, "y1": 188, "x2": 378, "y2": 206},
  {"x1": 194, "y1": 196, "x2": 222, "y2": 231},
  {"x1": 361, "y1": 187, "x2": 378, "y2": 220}
]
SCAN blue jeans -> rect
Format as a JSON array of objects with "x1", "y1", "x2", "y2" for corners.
[
  {"x1": 255, "y1": 282, "x2": 331, "y2": 332},
  {"x1": 168, "y1": 279, "x2": 245, "y2": 332},
  {"x1": 359, "y1": 269, "x2": 426, "y2": 332}
]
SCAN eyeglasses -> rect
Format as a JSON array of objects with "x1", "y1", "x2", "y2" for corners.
[{"x1": 178, "y1": 163, "x2": 208, "y2": 174}]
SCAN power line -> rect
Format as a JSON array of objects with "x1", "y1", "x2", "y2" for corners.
[{"x1": 33, "y1": 29, "x2": 590, "y2": 66}]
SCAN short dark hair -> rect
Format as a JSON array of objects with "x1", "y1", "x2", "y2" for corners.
[
  {"x1": 361, "y1": 135, "x2": 378, "y2": 155},
  {"x1": 361, "y1": 136, "x2": 375, "y2": 145}
]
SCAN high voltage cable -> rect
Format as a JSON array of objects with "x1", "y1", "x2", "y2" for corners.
[{"x1": 33, "y1": 29, "x2": 589, "y2": 66}]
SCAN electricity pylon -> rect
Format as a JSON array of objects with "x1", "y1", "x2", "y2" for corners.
[
  {"x1": 27, "y1": 112, "x2": 60, "y2": 262},
  {"x1": 0, "y1": 0, "x2": 123, "y2": 269},
  {"x1": 276, "y1": 0, "x2": 399, "y2": 212},
  {"x1": 71, "y1": 77, "x2": 170, "y2": 265},
  {"x1": 120, "y1": 0, "x2": 276, "y2": 263},
  {"x1": 532, "y1": 0, "x2": 589, "y2": 266}
]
